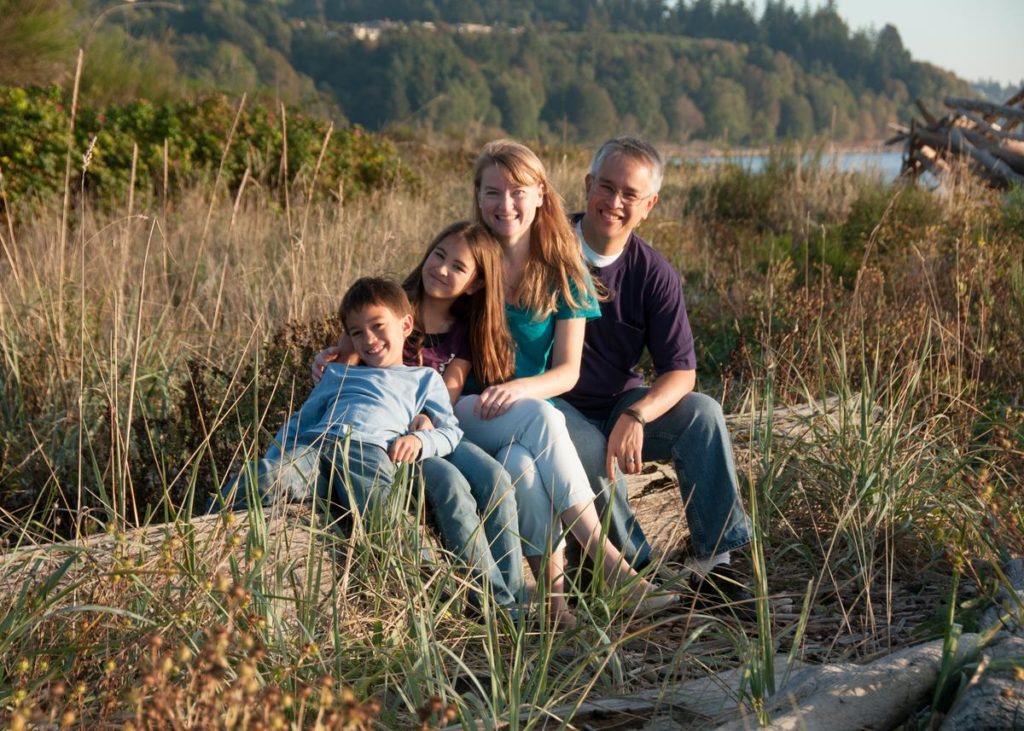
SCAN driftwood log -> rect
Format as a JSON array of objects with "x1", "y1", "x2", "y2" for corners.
[
  {"x1": 0, "y1": 395, "x2": 863, "y2": 594},
  {"x1": 887, "y1": 86, "x2": 1024, "y2": 187},
  {"x1": 940, "y1": 558, "x2": 1024, "y2": 730}
]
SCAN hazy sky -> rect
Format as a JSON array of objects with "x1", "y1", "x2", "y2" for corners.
[{"x1": 764, "y1": 0, "x2": 1024, "y2": 86}]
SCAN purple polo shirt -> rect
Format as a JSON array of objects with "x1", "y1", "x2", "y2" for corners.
[{"x1": 565, "y1": 214, "x2": 696, "y2": 418}]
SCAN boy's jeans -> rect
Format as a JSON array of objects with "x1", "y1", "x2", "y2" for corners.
[
  {"x1": 212, "y1": 438, "x2": 396, "y2": 514},
  {"x1": 211, "y1": 443, "x2": 328, "y2": 512},
  {"x1": 213, "y1": 438, "x2": 524, "y2": 613},
  {"x1": 320, "y1": 439, "x2": 397, "y2": 516},
  {"x1": 553, "y1": 390, "x2": 752, "y2": 563}
]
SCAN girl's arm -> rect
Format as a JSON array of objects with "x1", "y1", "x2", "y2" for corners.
[
  {"x1": 442, "y1": 357, "x2": 472, "y2": 405},
  {"x1": 311, "y1": 335, "x2": 358, "y2": 383},
  {"x1": 474, "y1": 317, "x2": 585, "y2": 420}
]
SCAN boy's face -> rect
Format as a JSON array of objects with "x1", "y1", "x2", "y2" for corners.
[{"x1": 344, "y1": 303, "x2": 413, "y2": 368}]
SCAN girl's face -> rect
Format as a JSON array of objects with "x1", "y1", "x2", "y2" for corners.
[
  {"x1": 476, "y1": 165, "x2": 544, "y2": 246},
  {"x1": 421, "y1": 235, "x2": 481, "y2": 302}
]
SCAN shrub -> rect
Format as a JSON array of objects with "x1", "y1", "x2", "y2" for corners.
[{"x1": 0, "y1": 86, "x2": 414, "y2": 207}]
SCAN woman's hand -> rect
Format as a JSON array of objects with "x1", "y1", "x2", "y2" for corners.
[
  {"x1": 475, "y1": 382, "x2": 529, "y2": 420},
  {"x1": 312, "y1": 345, "x2": 344, "y2": 383},
  {"x1": 389, "y1": 435, "x2": 423, "y2": 464}
]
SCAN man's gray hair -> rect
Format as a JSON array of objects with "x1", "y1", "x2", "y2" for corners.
[{"x1": 589, "y1": 137, "x2": 665, "y2": 194}]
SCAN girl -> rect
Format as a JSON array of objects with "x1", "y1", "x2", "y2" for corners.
[
  {"x1": 454, "y1": 140, "x2": 675, "y2": 627},
  {"x1": 311, "y1": 222, "x2": 525, "y2": 615}
]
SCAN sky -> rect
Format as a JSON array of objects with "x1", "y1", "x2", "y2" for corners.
[{"x1": 766, "y1": 0, "x2": 1024, "y2": 86}]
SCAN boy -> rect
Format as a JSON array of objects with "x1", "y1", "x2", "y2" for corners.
[{"x1": 224, "y1": 277, "x2": 462, "y2": 517}]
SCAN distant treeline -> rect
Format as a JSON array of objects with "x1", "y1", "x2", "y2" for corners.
[{"x1": 4, "y1": 0, "x2": 973, "y2": 145}]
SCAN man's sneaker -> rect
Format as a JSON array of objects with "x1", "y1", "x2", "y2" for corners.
[{"x1": 687, "y1": 563, "x2": 757, "y2": 620}]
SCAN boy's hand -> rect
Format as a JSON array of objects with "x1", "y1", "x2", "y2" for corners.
[
  {"x1": 312, "y1": 345, "x2": 343, "y2": 384},
  {"x1": 389, "y1": 435, "x2": 423, "y2": 464},
  {"x1": 409, "y1": 413, "x2": 435, "y2": 431}
]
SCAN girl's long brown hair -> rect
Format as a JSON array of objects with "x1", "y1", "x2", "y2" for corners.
[
  {"x1": 472, "y1": 139, "x2": 593, "y2": 319},
  {"x1": 403, "y1": 221, "x2": 515, "y2": 387}
]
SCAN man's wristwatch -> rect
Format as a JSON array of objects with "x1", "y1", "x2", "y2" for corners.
[{"x1": 622, "y1": 407, "x2": 646, "y2": 426}]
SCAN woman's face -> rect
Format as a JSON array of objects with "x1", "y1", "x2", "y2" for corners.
[
  {"x1": 421, "y1": 235, "x2": 480, "y2": 302},
  {"x1": 476, "y1": 165, "x2": 544, "y2": 246}
]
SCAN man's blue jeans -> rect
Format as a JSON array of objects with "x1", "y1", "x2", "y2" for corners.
[
  {"x1": 420, "y1": 441, "x2": 525, "y2": 611},
  {"x1": 554, "y1": 390, "x2": 751, "y2": 562}
]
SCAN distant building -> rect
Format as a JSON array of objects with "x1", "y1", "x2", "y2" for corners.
[
  {"x1": 344, "y1": 19, "x2": 514, "y2": 43},
  {"x1": 454, "y1": 23, "x2": 493, "y2": 35},
  {"x1": 348, "y1": 20, "x2": 404, "y2": 43}
]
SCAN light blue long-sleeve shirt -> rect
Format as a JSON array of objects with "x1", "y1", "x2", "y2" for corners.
[{"x1": 266, "y1": 363, "x2": 462, "y2": 461}]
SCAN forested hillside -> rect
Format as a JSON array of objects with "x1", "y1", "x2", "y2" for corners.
[{"x1": 4, "y1": 0, "x2": 973, "y2": 144}]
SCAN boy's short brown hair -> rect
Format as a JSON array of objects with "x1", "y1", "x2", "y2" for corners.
[{"x1": 338, "y1": 277, "x2": 412, "y2": 330}]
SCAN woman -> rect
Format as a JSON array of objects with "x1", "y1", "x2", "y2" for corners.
[{"x1": 454, "y1": 140, "x2": 672, "y2": 627}]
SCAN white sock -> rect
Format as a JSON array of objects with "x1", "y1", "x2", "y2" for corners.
[{"x1": 685, "y1": 551, "x2": 730, "y2": 578}]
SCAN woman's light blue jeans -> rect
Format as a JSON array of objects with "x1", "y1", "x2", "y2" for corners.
[{"x1": 454, "y1": 396, "x2": 596, "y2": 558}]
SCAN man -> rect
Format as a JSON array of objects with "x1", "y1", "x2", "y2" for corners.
[{"x1": 555, "y1": 137, "x2": 753, "y2": 610}]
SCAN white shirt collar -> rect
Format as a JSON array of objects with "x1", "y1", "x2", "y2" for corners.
[{"x1": 576, "y1": 219, "x2": 624, "y2": 268}]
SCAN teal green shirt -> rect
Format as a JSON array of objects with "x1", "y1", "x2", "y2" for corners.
[
  {"x1": 463, "y1": 278, "x2": 600, "y2": 394},
  {"x1": 506, "y1": 287, "x2": 600, "y2": 379}
]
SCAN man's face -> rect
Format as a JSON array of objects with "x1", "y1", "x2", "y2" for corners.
[
  {"x1": 344, "y1": 303, "x2": 413, "y2": 368},
  {"x1": 584, "y1": 152, "x2": 659, "y2": 243}
]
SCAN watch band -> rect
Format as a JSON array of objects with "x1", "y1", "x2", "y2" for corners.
[{"x1": 622, "y1": 407, "x2": 646, "y2": 426}]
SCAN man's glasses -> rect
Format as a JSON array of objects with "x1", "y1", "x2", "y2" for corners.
[{"x1": 592, "y1": 181, "x2": 653, "y2": 206}]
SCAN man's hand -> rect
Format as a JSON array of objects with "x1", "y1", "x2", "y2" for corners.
[
  {"x1": 311, "y1": 345, "x2": 344, "y2": 383},
  {"x1": 606, "y1": 413, "x2": 645, "y2": 478},
  {"x1": 409, "y1": 413, "x2": 434, "y2": 432},
  {"x1": 475, "y1": 382, "x2": 528, "y2": 420},
  {"x1": 389, "y1": 435, "x2": 423, "y2": 464}
]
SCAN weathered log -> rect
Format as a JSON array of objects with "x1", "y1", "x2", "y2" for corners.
[
  {"x1": 915, "y1": 99, "x2": 940, "y2": 126},
  {"x1": 0, "y1": 503, "x2": 340, "y2": 617},
  {"x1": 958, "y1": 128, "x2": 1024, "y2": 174},
  {"x1": 1002, "y1": 89, "x2": 1024, "y2": 131},
  {"x1": 714, "y1": 635, "x2": 984, "y2": 731},
  {"x1": 955, "y1": 109, "x2": 1024, "y2": 143},
  {"x1": 949, "y1": 128, "x2": 1024, "y2": 184},
  {"x1": 723, "y1": 394, "x2": 879, "y2": 445},
  {"x1": 904, "y1": 126, "x2": 1024, "y2": 185},
  {"x1": 941, "y1": 558, "x2": 1024, "y2": 730},
  {"x1": 944, "y1": 97, "x2": 1024, "y2": 125},
  {"x1": 480, "y1": 635, "x2": 991, "y2": 730},
  {"x1": 442, "y1": 657, "x2": 797, "y2": 730},
  {"x1": 941, "y1": 637, "x2": 1024, "y2": 730},
  {"x1": 912, "y1": 149, "x2": 951, "y2": 177}
]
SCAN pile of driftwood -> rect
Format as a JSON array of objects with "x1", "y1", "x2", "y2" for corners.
[{"x1": 888, "y1": 88, "x2": 1024, "y2": 187}]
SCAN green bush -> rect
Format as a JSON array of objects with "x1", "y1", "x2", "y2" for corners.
[{"x1": 0, "y1": 86, "x2": 414, "y2": 206}]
